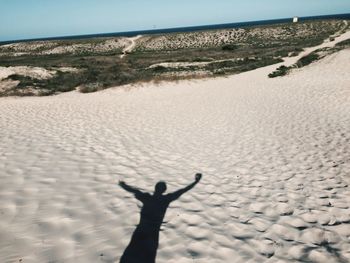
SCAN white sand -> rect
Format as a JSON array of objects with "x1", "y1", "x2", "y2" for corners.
[
  {"x1": 0, "y1": 66, "x2": 80, "y2": 94},
  {"x1": 0, "y1": 66, "x2": 56, "y2": 81},
  {"x1": 120, "y1": 35, "x2": 143, "y2": 58},
  {"x1": 1, "y1": 48, "x2": 350, "y2": 262},
  {"x1": 0, "y1": 66, "x2": 79, "y2": 82},
  {"x1": 282, "y1": 25, "x2": 350, "y2": 67}
]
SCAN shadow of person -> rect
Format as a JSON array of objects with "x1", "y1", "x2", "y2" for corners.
[{"x1": 119, "y1": 173, "x2": 202, "y2": 263}]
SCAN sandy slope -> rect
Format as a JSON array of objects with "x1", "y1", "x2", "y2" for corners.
[
  {"x1": 1, "y1": 48, "x2": 350, "y2": 262},
  {"x1": 120, "y1": 35, "x2": 142, "y2": 58},
  {"x1": 282, "y1": 25, "x2": 350, "y2": 67}
]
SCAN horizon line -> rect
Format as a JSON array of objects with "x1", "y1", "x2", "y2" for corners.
[{"x1": 1, "y1": 12, "x2": 349, "y2": 45}]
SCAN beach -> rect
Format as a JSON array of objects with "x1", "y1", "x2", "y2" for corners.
[{"x1": 1, "y1": 43, "x2": 350, "y2": 262}]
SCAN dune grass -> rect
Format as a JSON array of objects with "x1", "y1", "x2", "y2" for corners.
[{"x1": 0, "y1": 19, "x2": 347, "y2": 96}]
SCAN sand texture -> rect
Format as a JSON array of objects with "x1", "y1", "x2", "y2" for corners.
[{"x1": 1, "y1": 48, "x2": 350, "y2": 262}]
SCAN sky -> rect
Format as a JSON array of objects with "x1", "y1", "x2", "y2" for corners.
[{"x1": 0, "y1": 0, "x2": 350, "y2": 42}]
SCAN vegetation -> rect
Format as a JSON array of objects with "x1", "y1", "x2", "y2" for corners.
[
  {"x1": 135, "y1": 20, "x2": 345, "y2": 52},
  {"x1": 0, "y1": 19, "x2": 347, "y2": 96},
  {"x1": 268, "y1": 35, "x2": 350, "y2": 79},
  {"x1": 3, "y1": 72, "x2": 85, "y2": 96},
  {"x1": 336, "y1": 38, "x2": 350, "y2": 47},
  {"x1": 222, "y1": 44, "x2": 238, "y2": 51},
  {"x1": 268, "y1": 65, "x2": 291, "y2": 78},
  {"x1": 296, "y1": 53, "x2": 320, "y2": 67}
]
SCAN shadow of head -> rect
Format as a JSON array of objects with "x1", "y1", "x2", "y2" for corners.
[{"x1": 154, "y1": 181, "x2": 167, "y2": 195}]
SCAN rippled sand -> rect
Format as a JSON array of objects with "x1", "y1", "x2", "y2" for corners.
[{"x1": 1, "y1": 50, "x2": 350, "y2": 262}]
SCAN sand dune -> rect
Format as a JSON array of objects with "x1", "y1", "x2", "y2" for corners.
[
  {"x1": 120, "y1": 35, "x2": 142, "y2": 58},
  {"x1": 0, "y1": 38, "x2": 129, "y2": 57},
  {"x1": 135, "y1": 20, "x2": 345, "y2": 51},
  {"x1": 1, "y1": 48, "x2": 350, "y2": 262}
]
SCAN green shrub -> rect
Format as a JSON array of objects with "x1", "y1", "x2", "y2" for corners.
[
  {"x1": 274, "y1": 50, "x2": 289, "y2": 57},
  {"x1": 222, "y1": 44, "x2": 238, "y2": 51},
  {"x1": 152, "y1": 66, "x2": 167, "y2": 73},
  {"x1": 289, "y1": 52, "x2": 299, "y2": 57},
  {"x1": 79, "y1": 82, "x2": 102, "y2": 93},
  {"x1": 296, "y1": 53, "x2": 319, "y2": 67},
  {"x1": 336, "y1": 39, "x2": 350, "y2": 47},
  {"x1": 268, "y1": 65, "x2": 290, "y2": 78},
  {"x1": 192, "y1": 57, "x2": 213, "y2": 62}
]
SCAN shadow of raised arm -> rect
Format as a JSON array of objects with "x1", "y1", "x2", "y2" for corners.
[
  {"x1": 119, "y1": 181, "x2": 149, "y2": 202},
  {"x1": 119, "y1": 181, "x2": 142, "y2": 194},
  {"x1": 167, "y1": 173, "x2": 202, "y2": 202}
]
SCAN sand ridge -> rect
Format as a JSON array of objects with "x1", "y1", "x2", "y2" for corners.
[
  {"x1": 0, "y1": 49, "x2": 350, "y2": 262},
  {"x1": 120, "y1": 35, "x2": 143, "y2": 58}
]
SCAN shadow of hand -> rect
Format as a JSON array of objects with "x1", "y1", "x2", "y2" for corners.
[{"x1": 195, "y1": 173, "x2": 202, "y2": 183}]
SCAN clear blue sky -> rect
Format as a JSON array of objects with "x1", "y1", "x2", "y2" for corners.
[{"x1": 1, "y1": 0, "x2": 349, "y2": 41}]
